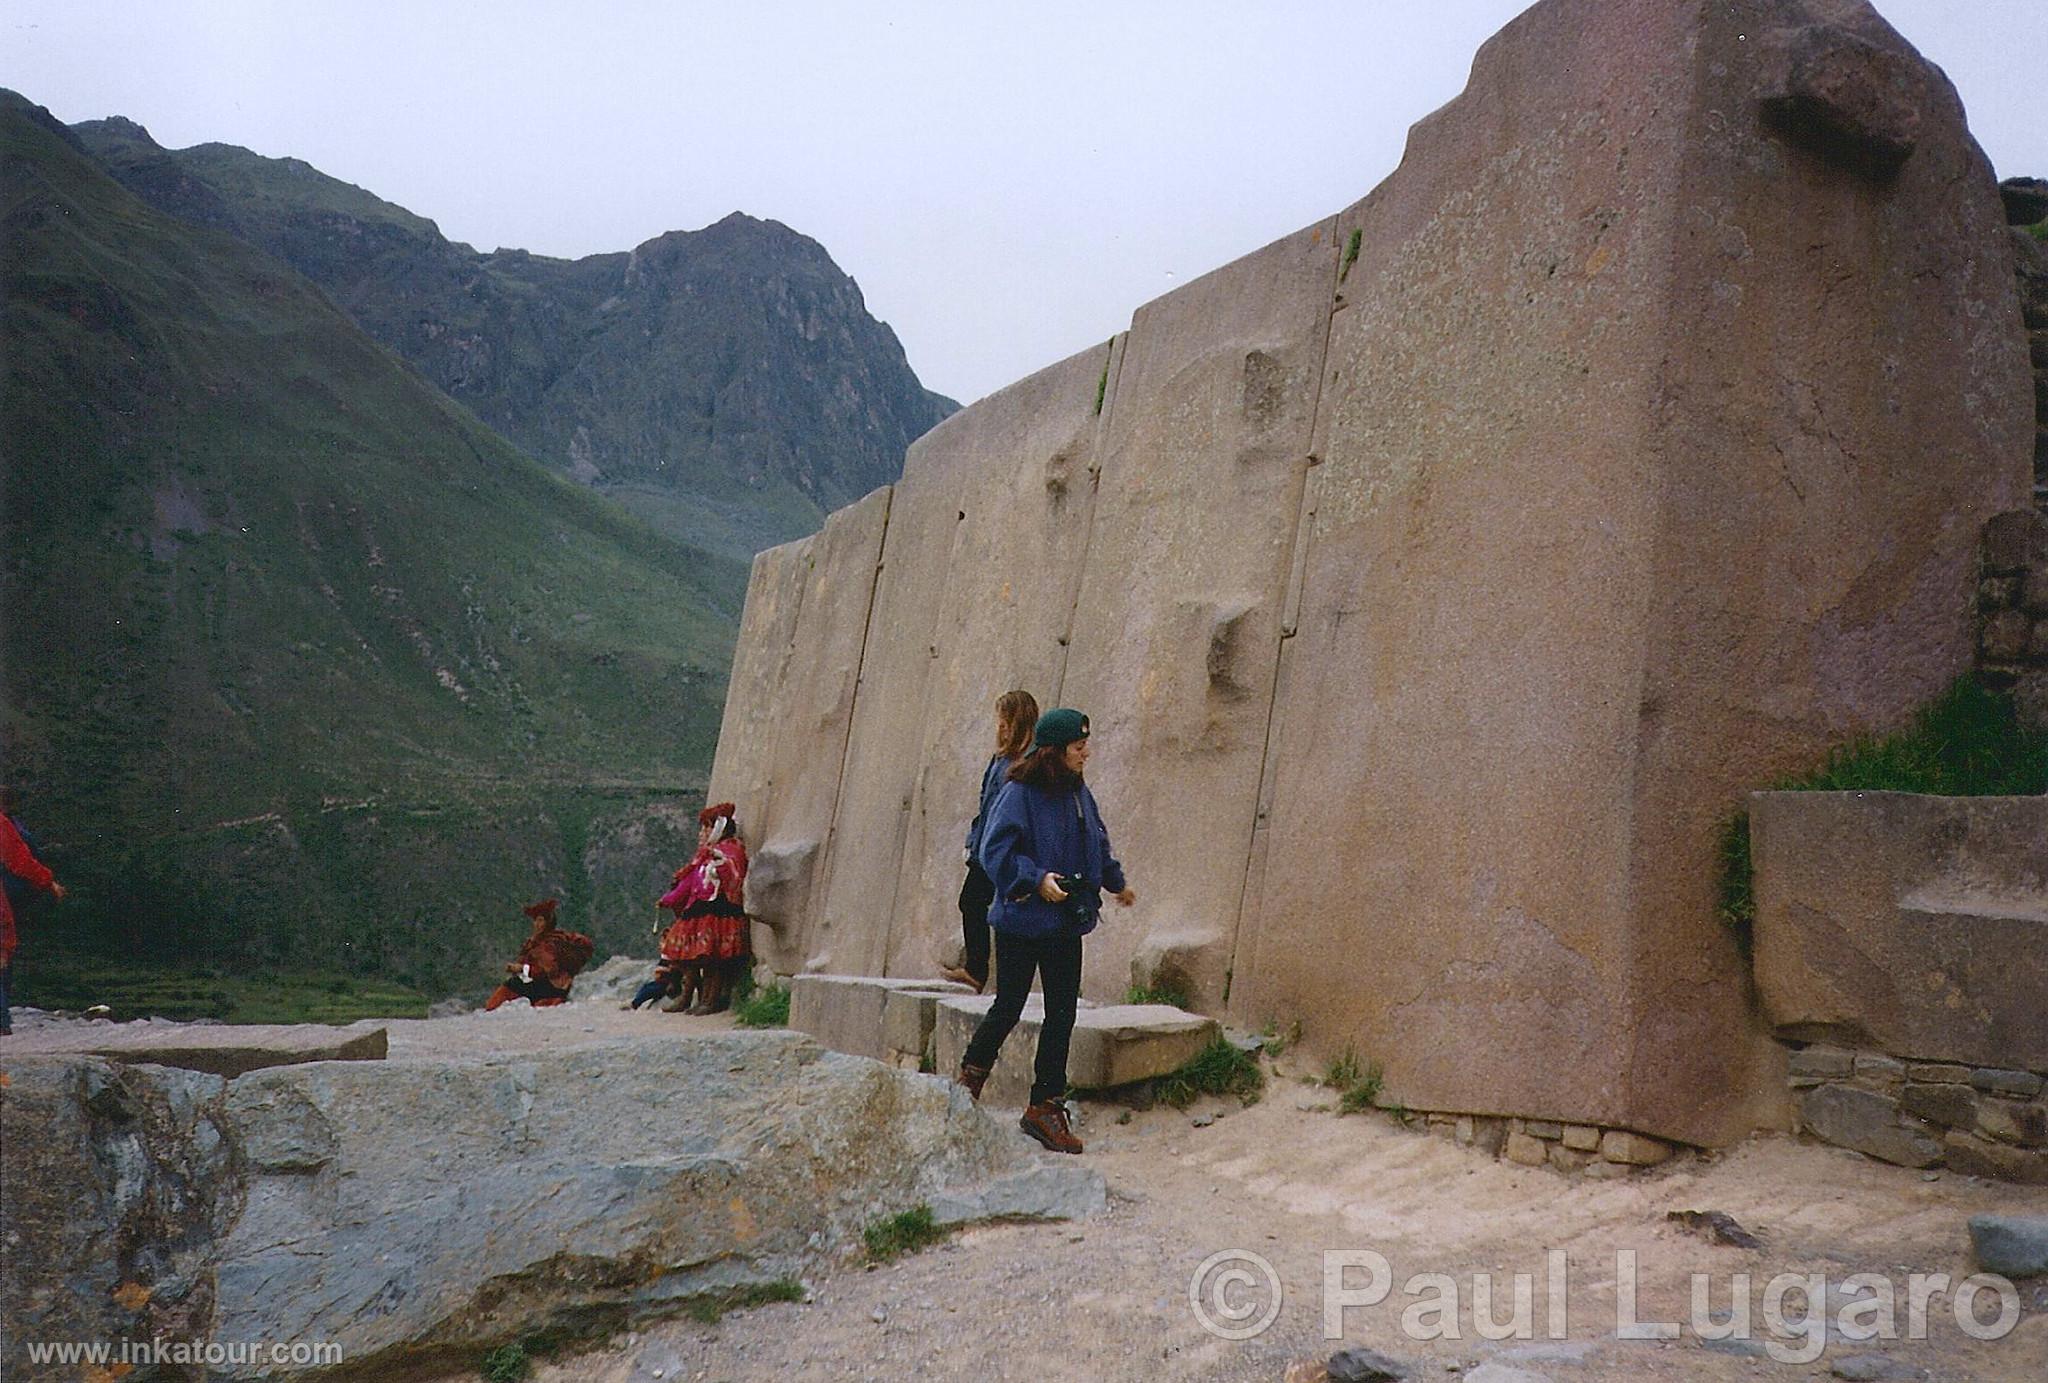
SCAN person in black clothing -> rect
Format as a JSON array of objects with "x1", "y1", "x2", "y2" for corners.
[{"x1": 941, "y1": 689, "x2": 1038, "y2": 994}]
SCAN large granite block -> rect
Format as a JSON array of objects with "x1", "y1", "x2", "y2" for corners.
[
  {"x1": 830, "y1": 340, "x2": 1123, "y2": 980},
  {"x1": 1752, "y1": 791, "x2": 2048, "y2": 1070},
  {"x1": 1060, "y1": 220, "x2": 1337, "y2": 1011},
  {"x1": 706, "y1": 488, "x2": 891, "y2": 971},
  {"x1": 1229, "y1": 0, "x2": 2025, "y2": 1148}
]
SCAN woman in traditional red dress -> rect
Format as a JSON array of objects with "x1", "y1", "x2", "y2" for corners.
[{"x1": 655, "y1": 802, "x2": 749, "y2": 1014}]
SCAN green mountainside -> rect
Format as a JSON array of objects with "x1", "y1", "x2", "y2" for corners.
[
  {"x1": 73, "y1": 117, "x2": 957, "y2": 560},
  {"x1": 1, "y1": 91, "x2": 745, "y2": 997}
]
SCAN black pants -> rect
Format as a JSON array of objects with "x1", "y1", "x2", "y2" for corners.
[
  {"x1": 962, "y1": 930, "x2": 1082, "y2": 1105},
  {"x1": 957, "y1": 861, "x2": 994, "y2": 986}
]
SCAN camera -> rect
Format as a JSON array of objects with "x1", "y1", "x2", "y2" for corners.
[{"x1": 1053, "y1": 874, "x2": 1103, "y2": 921}]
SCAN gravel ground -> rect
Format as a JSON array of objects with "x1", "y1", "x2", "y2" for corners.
[{"x1": 509, "y1": 1043, "x2": 2048, "y2": 1383}]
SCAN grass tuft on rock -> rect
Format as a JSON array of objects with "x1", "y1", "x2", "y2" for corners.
[
  {"x1": 684, "y1": 1277, "x2": 806, "y2": 1324},
  {"x1": 1157, "y1": 1035, "x2": 1263, "y2": 1108},
  {"x1": 863, "y1": 1204, "x2": 947, "y2": 1263},
  {"x1": 1124, "y1": 982, "x2": 1190, "y2": 1010},
  {"x1": 1340, "y1": 226, "x2": 1363, "y2": 282},
  {"x1": 733, "y1": 980, "x2": 790, "y2": 1029},
  {"x1": 1717, "y1": 674, "x2": 2048, "y2": 947},
  {"x1": 480, "y1": 1344, "x2": 530, "y2": 1383}
]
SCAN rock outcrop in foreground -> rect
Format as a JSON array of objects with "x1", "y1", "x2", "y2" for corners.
[
  {"x1": 708, "y1": 0, "x2": 2032, "y2": 1149},
  {"x1": 0, "y1": 1030, "x2": 1100, "y2": 1379}
]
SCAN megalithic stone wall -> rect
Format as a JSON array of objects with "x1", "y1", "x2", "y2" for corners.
[{"x1": 708, "y1": 0, "x2": 2032, "y2": 1147}]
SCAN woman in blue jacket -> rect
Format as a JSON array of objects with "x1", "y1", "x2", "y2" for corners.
[
  {"x1": 942, "y1": 689, "x2": 1038, "y2": 994},
  {"x1": 956, "y1": 708, "x2": 1134, "y2": 1153}
]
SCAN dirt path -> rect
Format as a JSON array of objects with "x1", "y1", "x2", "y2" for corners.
[{"x1": 493, "y1": 1040, "x2": 2048, "y2": 1383}]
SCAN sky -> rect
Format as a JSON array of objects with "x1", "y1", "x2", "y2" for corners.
[{"x1": 4, "y1": 1, "x2": 2044, "y2": 406}]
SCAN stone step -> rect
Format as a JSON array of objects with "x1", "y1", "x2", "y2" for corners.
[
  {"x1": 933, "y1": 994, "x2": 1218, "y2": 1109},
  {"x1": 787, "y1": 974, "x2": 975, "y2": 1064},
  {"x1": 3, "y1": 1019, "x2": 389, "y2": 1077},
  {"x1": 788, "y1": 974, "x2": 1221, "y2": 1106}
]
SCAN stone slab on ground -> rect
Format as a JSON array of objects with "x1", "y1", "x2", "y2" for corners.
[
  {"x1": 1969, "y1": 1214, "x2": 2048, "y2": 1277},
  {"x1": 2, "y1": 1017, "x2": 389, "y2": 1077},
  {"x1": 1, "y1": 1028, "x2": 1102, "y2": 1380},
  {"x1": 789, "y1": 974, "x2": 973, "y2": 1063},
  {"x1": 932, "y1": 994, "x2": 1216, "y2": 1109}
]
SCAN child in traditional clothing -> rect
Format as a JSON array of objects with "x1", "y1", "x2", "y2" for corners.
[
  {"x1": 650, "y1": 803, "x2": 749, "y2": 1014},
  {"x1": 628, "y1": 911, "x2": 694, "y2": 1010},
  {"x1": 483, "y1": 898, "x2": 594, "y2": 1010}
]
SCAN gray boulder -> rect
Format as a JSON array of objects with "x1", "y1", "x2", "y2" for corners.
[{"x1": 2, "y1": 1030, "x2": 1100, "y2": 1379}]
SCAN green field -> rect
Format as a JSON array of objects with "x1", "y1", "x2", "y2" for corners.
[{"x1": 19, "y1": 950, "x2": 431, "y2": 1024}]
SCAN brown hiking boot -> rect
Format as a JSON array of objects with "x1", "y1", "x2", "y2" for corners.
[
  {"x1": 937, "y1": 965, "x2": 984, "y2": 994},
  {"x1": 1020, "y1": 1100, "x2": 1083, "y2": 1154},
  {"x1": 956, "y1": 1062, "x2": 992, "y2": 1101}
]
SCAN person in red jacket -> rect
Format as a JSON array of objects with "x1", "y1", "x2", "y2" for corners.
[{"x1": 0, "y1": 802, "x2": 65, "y2": 1036}]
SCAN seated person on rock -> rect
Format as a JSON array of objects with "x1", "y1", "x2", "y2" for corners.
[{"x1": 484, "y1": 898, "x2": 594, "y2": 1010}]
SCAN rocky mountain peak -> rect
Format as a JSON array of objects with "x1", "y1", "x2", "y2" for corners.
[{"x1": 68, "y1": 116, "x2": 955, "y2": 558}]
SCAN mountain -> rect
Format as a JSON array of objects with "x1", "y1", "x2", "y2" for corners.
[
  {"x1": 72, "y1": 117, "x2": 957, "y2": 559},
  {"x1": 1, "y1": 91, "x2": 746, "y2": 993}
]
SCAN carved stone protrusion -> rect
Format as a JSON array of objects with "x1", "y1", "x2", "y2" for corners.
[
  {"x1": 746, "y1": 837, "x2": 818, "y2": 934},
  {"x1": 1759, "y1": 25, "x2": 1927, "y2": 180}
]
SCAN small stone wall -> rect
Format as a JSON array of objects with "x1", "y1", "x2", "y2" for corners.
[
  {"x1": 1410, "y1": 1113, "x2": 1677, "y2": 1178},
  {"x1": 1788, "y1": 1044, "x2": 2048, "y2": 1184},
  {"x1": 1978, "y1": 508, "x2": 2048, "y2": 726}
]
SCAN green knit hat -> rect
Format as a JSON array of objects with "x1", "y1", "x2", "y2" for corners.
[{"x1": 1033, "y1": 708, "x2": 1090, "y2": 749}]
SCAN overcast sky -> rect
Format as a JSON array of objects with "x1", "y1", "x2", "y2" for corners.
[{"x1": 5, "y1": 1, "x2": 2043, "y2": 405}]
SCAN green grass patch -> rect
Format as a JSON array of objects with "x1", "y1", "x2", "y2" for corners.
[
  {"x1": 684, "y1": 1277, "x2": 806, "y2": 1324},
  {"x1": 1261, "y1": 1017, "x2": 1301, "y2": 1058},
  {"x1": 1340, "y1": 227, "x2": 1363, "y2": 282},
  {"x1": 733, "y1": 980, "x2": 790, "y2": 1029},
  {"x1": 1322, "y1": 1046, "x2": 1384, "y2": 1114},
  {"x1": 1093, "y1": 339, "x2": 1113, "y2": 417},
  {"x1": 862, "y1": 1204, "x2": 947, "y2": 1263},
  {"x1": 1125, "y1": 982, "x2": 1190, "y2": 1010},
  {"x1": 1156, "y1": 1035, "x2": 1264, "y2": 1108},
  {"x1": 1717, "y1": 675, "x2": 2048, "y2": 945},
  {"x1": 479, "y1": 1344, "x2": 530, "y2": 1383},
  {"x1": 22, "y1": 953, "x2": 429, "y2": 1024}
]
